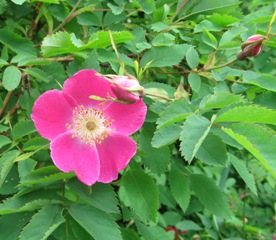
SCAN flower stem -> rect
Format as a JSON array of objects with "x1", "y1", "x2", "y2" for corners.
[
  {"x1": 0, "y1": 91, "x2": 14, "y2": 120},
  {"x1": 145, "y1": 92, "x2": 172, "y2": 102}
]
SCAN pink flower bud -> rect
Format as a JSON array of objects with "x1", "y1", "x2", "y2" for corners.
[
  {"x1": 238, "y1": 34, "x2": 266, "y2": 60},
  {"x1": 110, "y1": 76, "x2": 144, "y2": 103}
]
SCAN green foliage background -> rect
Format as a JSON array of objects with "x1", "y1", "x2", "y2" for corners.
[{"x1": 0, "y1": 0, "x2": 276, "y2": 239}]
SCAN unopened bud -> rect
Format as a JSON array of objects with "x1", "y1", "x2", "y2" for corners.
[
  {"x1": 238, "y1": 34, "x2": 266, "y2": 60},
  {"x1": 174, "y1": 81, "x2": 189, "y2": 99},
  {"x1": 109, "y1": 76, "x2": 144, "y2": 103}
]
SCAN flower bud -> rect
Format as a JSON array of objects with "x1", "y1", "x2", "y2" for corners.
[
  {"x1": 237, "y1": 34, "x2": 266, "y2": 60},
  {"x1": 110, "y1": 76, "x2": 144, "y2": 103},
  {"x1": 174, "y1": 81, "x2": 189, "y2": 99}
]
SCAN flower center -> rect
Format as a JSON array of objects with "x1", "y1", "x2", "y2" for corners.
[{"x1": 66, "y1": 105, "x2": 113, "y2": 146}]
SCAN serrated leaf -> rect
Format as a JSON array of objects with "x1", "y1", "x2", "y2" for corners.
[
  {"x1": 121, "y1": 228, "x2": 140, "y2": 240},
  {"x1": 188, "y1": 72, "x2": 201, "y2": 93},
  {"x1": 68, "y1": 179, "x2": 119, "y2": 214},
  {"x1": 11, "y1": 120, "x2": 36, "y2": 140},
  {"x1": 0, "y1": 150, "x2": 19, "y2": 188},
  {"x1": 195, "y1": 134, "x2": 227, "y2": 166},
  {"x1": 41, "y1": 31, "x2": 81, "y2": 57},
  {"x1": 139, "y1": 125, "x2": 170, "y2": 175},
  {"x1": 19, "y1": 205, "x2": 65, "y2": 240},
  {"x1": 0, "y1": 212, "x2": 33, "y2": 240},
  {"x1": 137, "y1": 0, "x2": 155, "y2": 14},
  {"x1": 157, "y1": 99, "x2": 194, "y2": 128},
  {"x1": 0, "y1": 29, "x2": 36, "y2": 56},
  {"x1": 122, "y1": 169, "x2": 159, "y2": 223},
  {"x1": 223, "y1": 123, "x2": 276, "y2": 178},
  {"x1": 190, "y1": 174, "x2": 231, "y2": 218},
  {"x1": 216, "y1": 105, "x2": 276, "y2": 125},
  {"x1": 219, "y1": 26, "x2": 247, "y2": 47},
  {"x1": 228, "y1": 153, "x2": 257, "y2": 195},
  {"x1": 169, "y1": 170, "x2": 190, "y2": 212},
  {"x1": 186, "y1": 47, "x2": 199, "y2": 69},
  {"x1": 0, "y1": 189, "x2": 64, "y2": 214},
  {"x1": 0, "y1": 135, "x2": 12, "y2": 148},
  {"x1": 152, "y1": 124, "x2": 181, "y2": 148},
  {"x1": 243, "y1": 71, "x2": 276, "y2": 92},
  {"x1": 199, "y1": 92, "x2": 244, "y2": 110},
  {"x1": 85, "y1": 31, "x2": 134, "y2": 49},
  {"x1": 24, "y1": 68, "x2": 50, "y2": 82},
  {"x1": 202, "y1": 28, "x2": 218, "y2": 49},
  {"x1": 69, "y1": 203, "x2": 122, "y2": 240},
  {"x1": 180, "y1": 114, "x2": 214, "y2": 163},
  {"x1": 3, "y1": 66, "x2": 22, "y2": 91},
  {"x1": 140, "y1": 44, "x2": 189, "y2": 68}
]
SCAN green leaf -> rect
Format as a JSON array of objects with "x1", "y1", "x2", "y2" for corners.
[
  {"x1": 216, "y1": 105, "x2": 276, "y2": 125},
  {"x1": 84, "y1": 31, "x2": 134, "y2": 49},
  {"x1": 140, "y1": 44, "x2": 189, "y2": 68},
  {"x1": 228, "y1": 153, "x2": 257, "y2": 195},
  {"x1": 122, "y1": 169, "x2": 159, "y2": 223},
  {"x1": 2, "y1": 66, "x2": 22, "y2": 91},
  {"x1": 11, "y1": 120, "x2": 36, "y2": 140},
  {"x1": 0, "y1": 212, "x2": 33, "y2": 240},
  {"x1": 186, "y1": 47, "x2": 199, "y2": 69},
  {"x1": 0, "y1": 135, "x2": 12, "y2": 148},
  {"x1": 223, "y1": 123, "x2": 276, "y2": 178},
  {"x1": 202, "y1": 28, "x2": 218, "y2": 49},
  {"x1": 0, "y1": 189, "x2": 64, "y2": 214},
  {"x1": 0, "y1": 150, "x2": 19, "y2": 188},
  {"x1": 137, "y1": 0, "x2": 155, "y2": 14},
  {"x1": 24, "y1": 68, "x2": 50, "y2": 82},
  {"x1": 121, "y1": 228, "x2": 140, "y2": 240},
  {"x1": 69, "y1": 203, "x2": 122, "y2": 240},
  {"x1": 41, "y1": 31, "x2": 81, "y2": 57},
  {"x1": 68, "y1": 179, "x2": 119, "y2": 214},
  {"x1": 219, "y1": 26, "x2": 247, "y2": 47},
  {"x1": 199, "y1": 92, "x2": 244, "y2": 110},
  {"x1": 11, "y1": 0, "x2": 26, "y2": 4},
  {"x1": 195, "y1": 134, "x2": 227, "y2": 166},
  {"x1": 157, "y1": 99, "x2": 194, "y2": 128},
  {"x1": 180, "y1": 114, "x2": 214, "y2": 163},
  {"x1": 152, "y1": 33, "x2": 175, "y2": 46},
  {"x1": 188, "y1": 72, "x2": 201, "y2": 93},
  {"x1": 169, "y1": 170, "x2": 190, "y2": 212},
  {"x1": 152, "y1": 124, "x2": 182, "y2": 148},
  {"x1": 0, "y1": 29, "x2": 36, "y2": 56},
  {"x1": 139, "y1": 125, "x2": 170, "y2": 175},
  {"x1": 19, "y1": 205, "x2": 65, "y2": 240},
  {"x1": 243, "y1": 71, "x2": 276, "y2": 92},
  {"x1": 190, "y1": 174, "x2": 231, "y2": 218}
]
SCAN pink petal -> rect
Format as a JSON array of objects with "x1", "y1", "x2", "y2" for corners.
[
  {"x1": 104, "y1": 99, "x2": 147, "y2": 135},
  {"x1": 31, "y1": 90, "x2": 77, "y2": 140},
  {"x1": 50, "y1": 131, "x2": 100, "y2": 185},
  {"x1": 96, "y1": 132, "x2": 137, "y2": 183},
  {"x1": 63, "y1": 69, "x2": 114, "y2": 108}
]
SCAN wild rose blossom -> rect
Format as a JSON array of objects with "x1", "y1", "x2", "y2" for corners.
[{"x1": 31, "y1": 70, "x2": 147, "y2": 185}]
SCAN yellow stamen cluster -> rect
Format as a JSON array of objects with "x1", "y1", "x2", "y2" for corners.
[{"x1": 66, "y1": 105, "x2": 113, "y2": 146}]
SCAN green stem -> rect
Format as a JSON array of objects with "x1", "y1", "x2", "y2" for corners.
[
  {"x1": 266, "y1": 7, "x2": 276, "y2": 37},
  {"x1": 203, "y1": 58, "x2": 238, "y2": 71},
  {"x1": 0, "y1": 91, "x2": 14, "y2": 120},
  {"x1": 145, "y1": 92, "x2": 172, "y2": 102}
]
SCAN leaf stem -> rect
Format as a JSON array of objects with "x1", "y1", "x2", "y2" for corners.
[
  {"x1": 145, "y1": 92, "x2": 172, "y2": 102},
  {"x1": 170, "y1": 0, "x2": 188, "y2": 23}
]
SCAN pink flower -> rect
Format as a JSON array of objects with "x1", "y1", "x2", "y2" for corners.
[
  {"x1": 31, "y1": 70, "x2": 147, "y2": 185},
  {"x1": 237, "y1": 34, "x2": 266, "y2": 60},
  {"x1": 109, "y1": 76, "x2": 145, "y2": 103}
]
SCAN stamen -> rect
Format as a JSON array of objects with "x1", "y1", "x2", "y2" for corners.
[{"x1": 65, "y1": 106, "x2": 114, "y2": 146}]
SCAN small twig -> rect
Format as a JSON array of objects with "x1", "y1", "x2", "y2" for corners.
[
  {"x1": 0, "y1": 91, "x2": 14, "y2": 119},
  {"x1": 170, "y1": 0, "x2": 188, "y2": 23}
]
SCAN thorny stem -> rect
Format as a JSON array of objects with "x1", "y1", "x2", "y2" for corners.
[
  {"x1": 0, "y1": 91, "x2": 14, "y2": 120},
  {"x1": 170, "y1": 0, "x2": 188, "y2": 23},
  {"x1": 52, "y1": 0, "x2": 86, "y2": 33}
]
